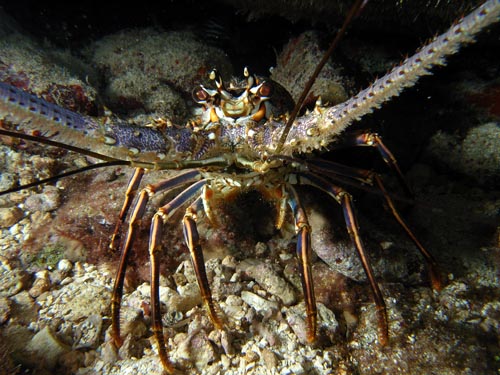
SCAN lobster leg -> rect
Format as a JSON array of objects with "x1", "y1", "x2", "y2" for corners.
[
  {"x1": 111, "y1": 170, "x2": 202, "y2": 348},
  {"x1": 285, "y1": 184, "x2": 317, "y2": 343},
  {"x1": 294, "y1": 171, "x2": 389, "y2": 346},
  {"x1": 335, "y1": 132, "x2": 413, "y2": 197},
  {"x1": 339, "y1": 187, "x2": 389, "y2": 345},
  {"x1": 371, "y1": 174, "x2": 442, "y2": 290},
  {"x1": 183, "y1": 196, "x2": 224, "y2": 329},
  {"x1": 148, "y1": 179, "x2": 207, "y2": 373},
  {"x1": 306, "y1": 158, "x2": 442, "y2": 290},
  {"x1": 109, "y1": 167, "x2": 145, "y2": 251}
]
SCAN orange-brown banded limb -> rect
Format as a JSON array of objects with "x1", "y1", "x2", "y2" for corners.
[
  {"x1": 110, "y1": 171, "x2": 203, "y2": 352},
  {"x1": 148, "y1": 178, "x2": 225, "y2": 372},
  {"x1": 310, "y1": 131, "x2": 443, "y2": 291},
  {"x1": 286, "y1": 185, "x2": 317, "y2": 343},
  {"x1": 291, "y1": 171, "x2": 389, "y2": 345}
]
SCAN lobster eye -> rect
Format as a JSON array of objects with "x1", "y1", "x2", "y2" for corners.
[
  {"x1": 258, "y1": 82, "x2": 273, "y2": 97},
  {"x1": 193, "y1": 87, "x2": 209, "y2": 103}
]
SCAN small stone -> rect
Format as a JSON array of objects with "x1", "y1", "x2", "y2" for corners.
[
  {"x1": 318, "y1": 303, "x2": 339, "y2": 339},
  {"x1": 0, "y1": 260, "x2": 30, "y2": 297},
  {"x1": 220, "y1": 353, "x2": 231, "y2": 369},
  {"x1": 176, "y1": 260, "x2": 198, "y2": 285},
  {"x1": 238, "y1": 259, "x2": 296, "y2": 305},
  {"x1": 173, "y1": 282, "x2": 202, "y2": 313},
  {"x1": 59, "y1": 276, "x2": 73, "y2": 286},
  {"x1": 220, "y1": 330, "x2": 233, "y2": 356},
  {"x1": 284, "y1": 302, "x2": 315, "y2": 345},
  {"x1": 24, "y1": 185, "x2": 61, "y2": 212},
  {"x1": 221, "y1": 255, "x2": 237, "y2": 268},
  {"x1": 74, "y1": 314, "x2": 103, "y2": 349},
  {"x1": 175, "y1": 328, "x2": 218, "y2": 371},
  {"x1": 244, "y1": 349, "x2": 260, "y2": 363},
  {"x1": 11, "y1": 290, "x2": 38, "y2": 325},
  {"x1": 158, "y1": 285, "x2": 176, "y2": 303},
  {"x1": 118, "y1": 332, "x2": 146, "y2": 359},
  {"x1": 288, "y1": 362, "x2": 305, "y2": 374},
  {"x1": 254, "y1": 242, "x2": 268, "y2": 257},
  {"x1": 57, "y1": 259, "x2": 73, "y2": 274},
  {"x1": 101, "y1": 339, "x2": 119, "y2": 364},
  {"x1": 120, "y1": 305, "x2": 147, "y2": 339},
  {"x1": 241, "y1": 291, "x2": 279, "y2": 314},
  {"x1": 0, "y1": 206, "x2": 23, "y2": 228},
  {"x1": 222, "y1": 296, "x2": 247, "y2": 323},
  {"x1": 26, "y1": 326, "x2": 70, "y2": 369},
  {"x1": 0, "y1": 172, "x2": 16, "y2": 192},
  {"x1": 29, "y1": 270, "x2": 51, "y2": 298},
  {"x1": 261, "y1": 347, "x2": 278, "y2": 369}
]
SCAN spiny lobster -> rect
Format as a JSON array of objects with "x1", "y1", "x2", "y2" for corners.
[{"x1": 0, "y1": 1, "x2": 499, "y2": 373}]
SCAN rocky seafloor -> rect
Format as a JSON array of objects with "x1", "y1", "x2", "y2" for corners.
[{"x1": 0, "y1": 1, "x2": 499, "y2": 374}]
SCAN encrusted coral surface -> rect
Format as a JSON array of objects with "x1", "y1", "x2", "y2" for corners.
[{"x1": 0, "y1": 2, "x2": 499, "y2": 375}]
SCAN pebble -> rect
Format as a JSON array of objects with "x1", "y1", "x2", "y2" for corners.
[
  {"x1": 0, "y1": 259, "x2": 29, "y2": 297},
  {"x1": 174, "y1": 324, "x2": 218, "y2": 371},
  {"x1": 158, "y1": 285, "x2": 177, "y2": 304},
  {"x1": 0, "y1": 172, "x2": 16, "y2": 192},
  {"x1": 60, "y1": 276, "x2": 74, "y2": 286},
  {"x1": 317, "y1": 303, "x2": 339, "y2": 337},
  {"x1": 10, "y1": 291, "x2": 38, "y2": 325},
  {"x1": 74, "y1": 314, "x2": 104, "y2": 349},
  {"x1": 285, "y1": 303, "x2": 310, "y2": 345},
  {"x1": 0, "y1": 206, "x2": 23, "y2": 228},
  {"x1": 261, "y1": 347, "x2": 278, "y2": 369},
  {"x1": 119, "y1": 305, "x2": 147, "y2": 339},
  {"x1": 101, "y1": 339, "x2": 119, "y2": 365},
  {"x1": 174, "y1": 282, "x2": 203, "y2": 313},
  {"x1": 118, "y1": 331, "x2": 146, "y2": 359},
  {"x1": 25, "y1": 326, "x2": 70, "y2": 369},
  {"x1": 220, "y1": 329, "x2": 233, "y2": 356},
  {"x1": 284, "y1": 302, "x2": 338, "y2": 347},
  {"x1": 288, "y1": 362, "x2": 305, "y2": 375},
  {"x1": 240, "y1": 290, "x2": 279, "y2": 314},
  {"x1": 222, "y1": 301, "x2": 247, "y2": 325},
  {"x1": 40, "y1": 278, "x2": 110, "y2": 323},
  {"x1": 57, "y1": 259, "x2": 73, "y2": 274},
  {"x1": 244, "y1": 349, "x2": 260, "y2": 363},
  {"x1": 29, "y1": 270, "x2": 51, "y2": 298},
  {"x1": 238, "y1": 258, "x2": 296, "y2": 305},
  {"x1": 220, "y1": 353, "x2": 231, "y2": 369},
  {"x1": 24, "y1": 185, "x2": 61, "y2": 212}
]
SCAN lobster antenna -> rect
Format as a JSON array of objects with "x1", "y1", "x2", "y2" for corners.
[
  {"x1": 0, "y1": 128, "x2": 131, "y2": 195},
  {"x1": 0, "y1": 160, "x2": 129, "y2": 196},
  {"x1": 275, "y1": 0, "x2": 367, "y2": 154},
  {"x1": 0, "y1": 128, "x2": 124, "y2": 162}
]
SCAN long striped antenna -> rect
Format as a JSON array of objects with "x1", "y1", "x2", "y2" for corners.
[{"x1": 274, "y1": 0, "x2": 367, "y2": 154}]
